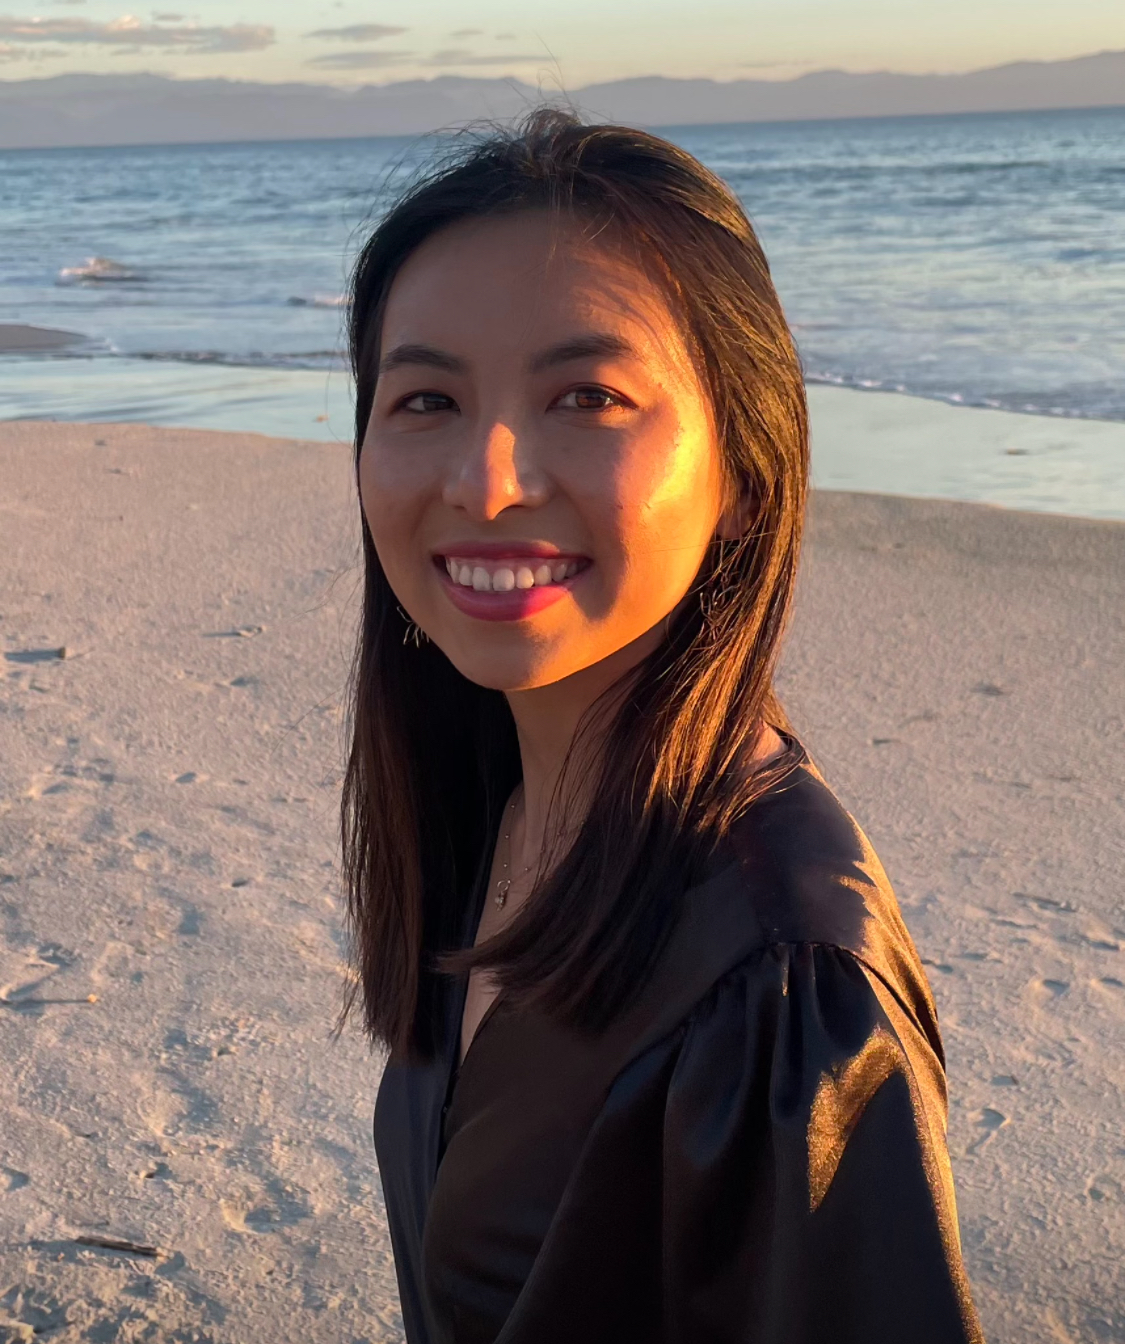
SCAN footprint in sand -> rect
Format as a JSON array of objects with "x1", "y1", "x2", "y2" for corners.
[
  {"x1": 220, "y1": 1186, "x2": 312, "y2": 1235},
  {"x1": 176, "y1": 903, "x2": 203, "y2": 936},
  {"x1": 1071, "y1": 932, "x2": 1122, "y2": 952},
  {"x1": 33, "y1": 943, "x2": 76, "y2": 969},
  {"x1": 1086, "y1": 1174, "x2": 1123, "y2": 1203},
  {"x1": 1024, "y1": 977, "x2": 1071, "y2": 1006},
  {"x1": 0, "y1": 944, "x2": 81, "y2": 1008},
  {"x1": 1, "y1": 1166, "x2": 30, "y2": 1192},
  {"x1": 1015, "y1": 891, "x2": 1079, "y2": 914},
  {"x1": 967, "y1": 1107, "x2": 1010, "y2": 1155}
]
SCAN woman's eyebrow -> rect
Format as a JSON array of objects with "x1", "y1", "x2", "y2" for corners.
[
  {"x1": 530, "y1": 333, "x2": 637, "y2": 372},
  {"x1": 379, "y1": 343, "x2": 467, "y2": 376}
]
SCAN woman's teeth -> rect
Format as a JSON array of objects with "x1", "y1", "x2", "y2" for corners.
[{"x1": 444, "y1": 558, "x2": 580, "y2": 592}]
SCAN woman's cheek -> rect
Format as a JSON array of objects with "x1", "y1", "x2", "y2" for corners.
[
  {"x1": 360, "y1": 458, "x2": 422, "y2": 603},
  {"x1": 609, "y1": 427, "x2": 721, "y2": 595},
  {"x1": 362, "y1": 438, "x2": 425, "y2": 502},
  {"x1": 361, "y1": 443, "x2": 429, "y2": 535}
]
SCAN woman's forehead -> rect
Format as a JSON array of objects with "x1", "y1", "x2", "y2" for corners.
[{"x1": 379, "y1": 211, "x2": 690, "y2": 366}]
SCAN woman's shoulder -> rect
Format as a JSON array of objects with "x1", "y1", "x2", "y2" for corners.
[
  {"x1": 719, "y1": 757, "x2": 909, "y2": 957},
  {"x1": 603, "y1": 760, "x2": 948, "y2": 1139},
  {"x1": 635, "y1": 759, "x2": 938, "y2": 1061}
]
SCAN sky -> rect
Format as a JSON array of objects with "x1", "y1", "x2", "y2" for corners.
[{"x1": 0, "y1": 0, "x2": 1122, "y2": 86}]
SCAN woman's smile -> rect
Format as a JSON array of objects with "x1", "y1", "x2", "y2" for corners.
[{"x1": 433, "y1": 544, "x2": 591, "y2": 622}]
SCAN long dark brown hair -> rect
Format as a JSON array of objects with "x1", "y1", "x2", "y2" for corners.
[{"x1": 342, "y1": 108, "x2": 809, "y2": 1059}]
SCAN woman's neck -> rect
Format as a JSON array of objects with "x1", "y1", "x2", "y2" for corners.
[
  {"x1": 503, "y1": 614, "x2": 787, "y2": 873},
  {"x1": 504, "y1": 624, "x2": 664, "y2": 869}
]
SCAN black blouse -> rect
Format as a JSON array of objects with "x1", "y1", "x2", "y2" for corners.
[{"x1": 374, "y1": 761, "x2": 984, "y2": 1344}]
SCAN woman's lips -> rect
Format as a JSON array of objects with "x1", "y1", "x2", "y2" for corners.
[{"x1": 434, "y1": 553, "x2": 589, "y2": 622}]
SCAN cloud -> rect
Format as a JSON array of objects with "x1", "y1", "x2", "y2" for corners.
[
  {"x1": 0, "y1": 16, "x2": 273, "y2": 52},
  {"x1": 305, "y1": 44, "x2": 544, "y2": 71},
  {"x1": 305, "y1": 24, "x2": 406, "y2": 41},
  {"x1": 306, "y1": 49, "x2": 413, "y2": 70},
  {"x1": 425, "y1": 48, "x2": 542, "y2": 66},
  {"x1": 738, "y1": 59, "x2": 816, "y2": 70},
  {"x1": 451, "y1": 28, "x2": 482, "y2": 37},
  {"x1": 153, "y1": 11, "x2": 184, "y2": 18}
]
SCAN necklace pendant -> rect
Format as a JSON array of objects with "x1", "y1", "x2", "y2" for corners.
[{"x1": 495, "y1": 879, "x2": 510, "y2": 910}]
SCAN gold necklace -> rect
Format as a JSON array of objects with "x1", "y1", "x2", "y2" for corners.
[{"x1": 495, "y1": 791, "x2": 532, "y2": 909}]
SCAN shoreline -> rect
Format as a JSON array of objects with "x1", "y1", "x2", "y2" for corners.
[
  {"x1": 807, "y1": 384, "x2": 1125, "y2": 523},
  {"x1": 3, "y1": 379, "x2": 1124, "y2": 522},
  {"x1": 1, "y1": 419, "x2": 1122, "y2": 1341}
]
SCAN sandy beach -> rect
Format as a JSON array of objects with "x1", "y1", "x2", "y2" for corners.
[{"x1": 1, "y1": 418, "x2": 1122, "y2": 1343}]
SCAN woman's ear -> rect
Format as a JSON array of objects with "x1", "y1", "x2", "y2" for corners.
[{"x1": 715, "y1": 480, "x2": 755, "y2": 541}]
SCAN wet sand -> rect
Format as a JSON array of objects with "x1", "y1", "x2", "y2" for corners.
[
  {"x1": 0, "y1": 419, "x2": 1121, "y2": 1342},
  {"x1": 0, "y1": 325, "x2": 85, "y2": 354}
]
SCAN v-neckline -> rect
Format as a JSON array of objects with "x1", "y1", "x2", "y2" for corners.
[
  {"x1": 445, "y1": 801, "x2": 510, "y2": 1095},
  {"x1": 458, "y1": 986, "x2": 504, "y2": 1071}
]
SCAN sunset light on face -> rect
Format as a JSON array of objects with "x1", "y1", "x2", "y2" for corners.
[{"x1": 359, "y1": 211, "x2": 726, "y2": 693}]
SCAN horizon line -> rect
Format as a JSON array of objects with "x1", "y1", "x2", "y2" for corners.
[
  {"x1": 1, "y1": 46, "x2": 1123, "y2": 91},
  {"x1": 3, "y1": 103, "x2": 1123, "y2": 158}
]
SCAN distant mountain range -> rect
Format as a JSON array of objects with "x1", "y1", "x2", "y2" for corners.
[{"x1": 1, "y1": 51, "x2": 1122, "y2": 149}]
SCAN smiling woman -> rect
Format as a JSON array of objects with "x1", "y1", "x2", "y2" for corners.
[{"x1": 341, "y1": 109, "x2": 984, "y2": 1344}]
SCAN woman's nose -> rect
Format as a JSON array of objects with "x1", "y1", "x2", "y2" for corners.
[{"x1": 442, "y1": 419, "x2": 549, "y2": 520}]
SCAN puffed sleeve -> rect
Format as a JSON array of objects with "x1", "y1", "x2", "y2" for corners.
[{"x1": 661, "y1": 942, "x2": 983, "y2": 1344}]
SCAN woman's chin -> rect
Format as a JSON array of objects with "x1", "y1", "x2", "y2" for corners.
[
  {"x1": 433, "y1": 614, "x2": 677, "y2": 697},
  {"x1": 437, "y1": 642, "x2": 589, "y2": 695}
]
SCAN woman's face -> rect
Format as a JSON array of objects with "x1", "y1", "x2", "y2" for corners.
[{"x1": 359, "y1": 210, "x2": 730, "y2": 692}]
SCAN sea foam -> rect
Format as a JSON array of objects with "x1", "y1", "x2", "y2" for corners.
[
  {"x1": 287, "y1": 294, "x2": 348, "y2": 309},
  {"x1": 58, "y1": 257, "x2": 146, "y2": 284}
]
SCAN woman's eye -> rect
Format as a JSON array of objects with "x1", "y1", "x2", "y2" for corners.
[
  {"x1": 399, "y1": 391, "x2": 457, "y2": 414},
  {"x1": 555, "y1": 386, "x2": 623, "y2": 411}
]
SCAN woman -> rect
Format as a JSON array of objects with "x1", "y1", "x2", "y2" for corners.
[{"x1": 342, "y1": 110, "x2": 983, "y2": 1343}]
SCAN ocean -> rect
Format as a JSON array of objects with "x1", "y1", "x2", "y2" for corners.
[{"x1": 1, "y1": 105, "x2": 1123, "y2": 512}]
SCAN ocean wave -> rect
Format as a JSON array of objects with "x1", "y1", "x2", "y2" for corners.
[
  {"x1": 58, "y1": 256, "x2": 147, "y2": 285},
  {"x1": 129, "y1": 348, "x2": 345, "y2": 371},
  {"x1": 287, "y1": 294, "x2": 349, "y2": 309},
  {"x1": 803, "y1": 370, "x2": 1125, "y2": 422}
]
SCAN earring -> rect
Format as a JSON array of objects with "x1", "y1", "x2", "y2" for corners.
[{"x1": 396, "y1": 605, "x2": 430, "y2": 647}]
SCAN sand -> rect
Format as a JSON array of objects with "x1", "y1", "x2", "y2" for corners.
[
  {"x1": 808, "y1": 384, "x2": 1125, "y2": 523},
  {"x1": 0, "y1": 419, "x2": 1121, "y2": 1343},
  {"x1": 0, "y1": 327, "x2": 85, "y2": 355}
]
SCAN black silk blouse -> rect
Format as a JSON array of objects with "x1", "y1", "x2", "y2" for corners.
[{"x1": 374, "y1": 762, "x2": 984, "y2": 1343}]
